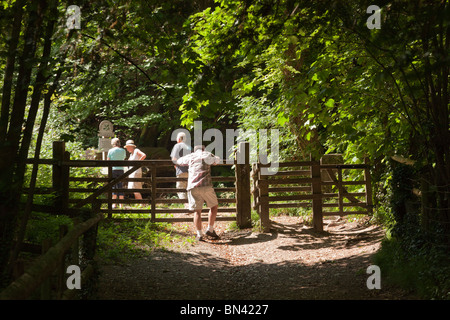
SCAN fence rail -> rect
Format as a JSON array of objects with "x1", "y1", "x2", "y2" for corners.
[{"x1": 0, "y1": 212, "x2": 101, "y2": 300}]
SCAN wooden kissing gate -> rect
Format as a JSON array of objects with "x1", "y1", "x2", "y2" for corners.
[{"x1": 252, "y1": 156, "x2": 373, "y2": 232}]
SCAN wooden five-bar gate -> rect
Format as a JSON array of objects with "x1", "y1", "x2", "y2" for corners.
[{"x1": 49, "y1": 141, "x2": 251, "y2": 226}]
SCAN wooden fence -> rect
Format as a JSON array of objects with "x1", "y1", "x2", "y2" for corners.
[
  {"x1": 252, "y1": 158, "x2": 373, "y2": 232},
  {"x1": 26, "y1": 142, "x2": 372, "y2": 233},
  {"x1": 49, "y1": 141, "x2": 251, "y2": 226},
  {"x1": 28, "y1": 142, "x2": 373, "y2": 232},
  {"x1": 0, "y1": 211, "x2": 100, "y2": 300}
]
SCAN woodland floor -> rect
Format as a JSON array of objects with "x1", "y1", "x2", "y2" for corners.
[{"x1": 96, "y1": 215, "x2": 418, "y2": 300}]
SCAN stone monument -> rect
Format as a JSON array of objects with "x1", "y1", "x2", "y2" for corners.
[{"x1": 98, "y1": 120, "x2": 114, "y2": 160}]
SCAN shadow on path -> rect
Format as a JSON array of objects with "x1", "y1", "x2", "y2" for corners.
[{"x1": 97, "y1": 218, "x2": 416, "y2": 300}]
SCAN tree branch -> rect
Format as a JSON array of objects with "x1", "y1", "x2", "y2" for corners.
[{"x1": 81, "y1": 32, "x2": 174, "y2": 97}]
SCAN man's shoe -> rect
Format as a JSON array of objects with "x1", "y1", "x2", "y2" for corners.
[
  {"x1": 196, "y1": 235, "x2": 204, "y2": 242},
  {"x1": 205, "y1": 230, "x2": 220, "y2": 240}
]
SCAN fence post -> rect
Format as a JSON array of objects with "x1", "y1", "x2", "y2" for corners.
[
  {"x1": 258, "y1": 163, "x2": 271, "y2": 232},
  {"x1": 107, "y1": 165, "x2": 112, "y2": 218},
  {"x1": 56, "y1": 224, "x2": 68, "y2": 299},
  {"x1": 311, "y1": 157, "x2": 323, "y2": 231},
  {"x1": 251, "y1": 163, "x2": 260, "y2": 214},
  {"x1": 79, "y1": 206, "x2": 99, "y2": 299},
  {"x1": 151, "y1": 165, "x2": 157, "y2": 222},
  {"x1": 235, "y1": 142, "x2": 252, "y2": 228},
  {"x1": 52, "y1": 141, "x2": 70, "y2": 215},
  {"x1": 40, "y1": 238, "x2": 52, "y2": 299},
  {"x1": 62, "y1": 150, "x2": 70, "y2": 216},
  {"x1": 337, "y1": 167, "x2": 344, "y2": 216},
  {"x1": 364, "y1": 158, "x2": 373, "y2": 215},
  {"x1": 52, "y1": 141, "x2": 65, "y2": 212}
]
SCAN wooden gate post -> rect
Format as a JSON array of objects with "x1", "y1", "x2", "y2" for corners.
[
  {"x1": 364, "y1": 157, "x2": 373, "y2": 215},
  {"x1": 52, "y1": 141, "x2": 69, "y2": 215},
  {"x1": 311, "y1": 157, "x2": 323, "y2": 231},
  {"x1": 107, "y1": 165, "x2": 113, "y2": 218},
  {"x1": 151, "y1": 165, "x2": 157, "y2": 222},
  {"x1": 235, "y1": 142, "x2": 252, "y2": 228},
  {"x1": 251, "y1": 163, "x2": 260, "y2": 215},
  {"x1": 258, "y1": 162, "x2": 271, "y2": 232}
]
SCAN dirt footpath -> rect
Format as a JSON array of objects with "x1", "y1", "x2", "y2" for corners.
[{"x1": 97, "y1": 216, "x2": 416, "y2": 300}]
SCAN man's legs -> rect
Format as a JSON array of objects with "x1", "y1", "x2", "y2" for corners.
[
  {"x1": 188, "y1": 188, "x2": 203, "y2": 240},
  {"x1": 207, "y1": 205, "x2": 218, "y2": 232},
  {"x1": 203, "y1": 186, "x2": 219, "y2": 238},
  {"x1": 194, "y1": 210, "x2": 203, "y2": 236},
  {"x1": 205, "y1": 205, "x2": 220, "y2": 239},
  {"x1": 193, "y1": 205, "x2": 219, "y2": 240},
  {"x1": 189, "y1": 187, "x2": 220, "y2": 240},
  {"x1": 202, "y1": 186, "x2": 220, "y2": 239}
]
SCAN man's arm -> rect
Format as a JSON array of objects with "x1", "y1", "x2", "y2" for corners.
[
  {"x1": 137, "y1": 149, "x2": 146, "y2": 160},
  {"x1": 204, "y1": 153, "x2": 221, "y2": 165},
  {"x1": 176, "y1": 154, "x2": 191, "y2": 166},
  {"x1": 170, "y1": 144, "x2": 179, "y2": 167}
]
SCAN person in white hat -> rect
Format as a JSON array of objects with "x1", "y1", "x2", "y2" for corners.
[{"x1": 124, "y1": 140, "x2": 146, "y2": 202}]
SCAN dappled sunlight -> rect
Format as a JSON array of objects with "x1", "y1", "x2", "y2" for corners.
[{"x1": 97, "y1": 216, "x2": 415, "y2": 300}]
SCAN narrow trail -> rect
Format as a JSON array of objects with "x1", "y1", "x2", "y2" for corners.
[{"x1": 97, "y1": 215, "x2": 416, "y2": 300}]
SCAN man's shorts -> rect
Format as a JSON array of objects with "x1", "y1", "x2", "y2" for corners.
[{"x1": 187, "y1": 186, "x2": 219, "y2": 211}]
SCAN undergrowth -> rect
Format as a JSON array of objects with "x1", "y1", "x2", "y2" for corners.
[
  {"x1": 25, "y1": 212, "x2": 73, "y2": 245},
  {"x1": 374, "y1": 226, "x2": 450, "y2": 300},
  {"x1": 96, "y1": 217, "x2": 195, "y2": 264},
  {"x1": 373, "y1": 164, "x2": 450, "y2": 300}
]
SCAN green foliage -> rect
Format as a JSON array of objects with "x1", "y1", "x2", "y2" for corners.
[
  {"x1": 179, "y1": 0, "x2": 449, "y2": 298},
  {"x1": 24, "y1": 213, "x2": 73, "y2": 245},
  {"x1": 374, "y1": 161, "x2": 450, "y2": 299},
  {"x1": 375, "y1": 237, "x2": 450, "y2": 299},
  {"x1": 51, "y1": 0, "x2": 208, "y2": 147},
  {"x1": 2, "y1": 0, "x2": 447, "y2": 296},
  {"x1": 97, "y1": 218, "x2": 195, "y2": 263},
  {"x1": 183, "y1": 0, "x2": 448, "y2": 170}
]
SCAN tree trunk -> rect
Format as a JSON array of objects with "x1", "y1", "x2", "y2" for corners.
[
  {"x1": 8, "y1": 0, "x2": 61, "y2": 273},
  {"x1": 0, "y1": 0, "x2": 25, "y2": 142},
  {"x1": 0, "y1": 0, "x2": 47, "y2": 285}
]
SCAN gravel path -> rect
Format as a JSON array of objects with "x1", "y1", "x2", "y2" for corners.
[{"x1": 97, "y1": 215, "x2": 416, "y2": 300}]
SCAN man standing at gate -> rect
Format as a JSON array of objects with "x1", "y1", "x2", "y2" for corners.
[
  {"x1": 176, "y1": 145, "x2": 221, "y2": 241},
  {"x1": 170, "y1": 132, "x2": 191, "y2": 208}
]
